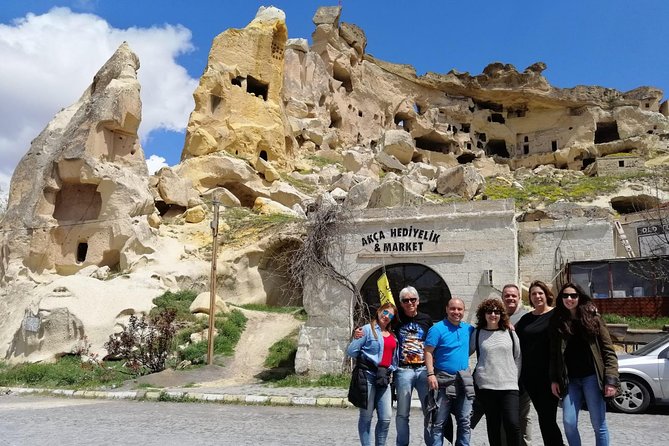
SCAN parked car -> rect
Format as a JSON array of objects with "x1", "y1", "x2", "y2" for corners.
[{"x1": 611, "y1": 333, "x2": 669, "y2": 414}]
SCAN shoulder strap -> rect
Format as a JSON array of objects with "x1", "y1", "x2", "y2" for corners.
[
  {"x1": 475, "y1": 328, "x2": 481, "y2": 358},
  {"x1": 509, "y1": 329, "x2": 516, "y2": 356}
]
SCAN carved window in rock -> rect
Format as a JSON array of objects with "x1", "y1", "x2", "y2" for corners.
[
  {"x1": 76, "y1": 242, "x2": 88, "y2": 263},
  {"x1": 246, "y1": 76, "x2": 268, "y2": 101},
  {"x1": 594, "y1": 121, "x2": 620, "y2": 144},
  {"x1": 359, "y1": 263, "x2": 451, "y2": 322},
  {"x1": 53, "y1": 184, "x2": 102, "y2": 222},
  {"x1": 552, "y1": 140, "x2": 558, "y2": 152},
  {"x1": 485, "y1": 139, "x2": 509, "y2": 158},
  {"x1": 210, "y1": 95, "x2": 223, "y2": 113}
]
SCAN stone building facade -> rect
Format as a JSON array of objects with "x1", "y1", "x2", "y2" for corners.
[{"x1": 295, "y1": 199, "x2": 517, "y2": 374}]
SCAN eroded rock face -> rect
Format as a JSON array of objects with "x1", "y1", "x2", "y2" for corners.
[
  {"x1": 280, "y1": 6, "x2": 669, "y2": 179},
  {"x1": 0, "y1": 43, "x2": 155, "y2": 279},
  {"x1": 181, "y1": 6, "x2": 294, "y2": 169}
]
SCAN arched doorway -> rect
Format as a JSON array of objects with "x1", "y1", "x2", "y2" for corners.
[{"x1": 359, "y1": 263, "x2": 451, "y2": 321}]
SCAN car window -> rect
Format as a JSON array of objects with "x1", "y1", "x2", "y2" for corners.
[{"x1": 631, "y1": 334, "x2": 669, "y2": 356}]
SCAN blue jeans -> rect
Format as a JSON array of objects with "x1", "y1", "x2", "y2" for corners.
[
  {"x1": 562, "y1": 374, "x2": 609, "y2": 446},
  {"x1": 395, "y1": 366, "x2": 430, "y2": 446},
  {"x1": 358, "y1": 376, "x2": 393, "y2": 446},
  {"x1": 429, "y1": 389, "x2": 473, "y2": 446}
]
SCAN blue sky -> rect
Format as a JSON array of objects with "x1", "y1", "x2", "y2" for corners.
[{"x1": 1, "y1": 0, "x2": 668, "y2": 191}]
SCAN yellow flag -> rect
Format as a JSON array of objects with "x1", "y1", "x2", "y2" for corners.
[{"x1": 377, "y1": 272, "x2": 395, "y2": 306}]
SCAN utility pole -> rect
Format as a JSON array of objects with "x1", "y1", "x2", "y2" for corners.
[{"x1": 207, "y1": 198, "x2": 220, "y2": 365}]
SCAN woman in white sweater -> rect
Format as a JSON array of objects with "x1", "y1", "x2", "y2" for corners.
[{"x1": 471, "y1": 298, "x2": 522, "y2": 446}]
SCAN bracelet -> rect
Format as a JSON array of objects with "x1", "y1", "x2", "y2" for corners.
[{"x1": 427, "y1": 372, "x2": 435, "y2": 377}]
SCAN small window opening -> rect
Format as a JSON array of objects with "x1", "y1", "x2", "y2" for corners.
[
  {"x1": 523, "y1": 144, "x2": 530, "y2": 155},
  {"x1": 645, "y1": 103, "x2": 650, "y2": 108},
  {"x1": 524, "y1": 136, "x2": 529, "y2": 143},
  {"x1": 358, "y1": 110, "x2": 363, "y2": 118},
  {"x1": 476, "y1": 132, "x2": 487, "y2": 142},
  {"x1": 210, "y1": 95, "x2": 222, "y2": 113},
  {"x1": 618, "y1": 160, "x2": 625, "y2": 167},
  {"x1": 247, "y1": 76, "x2": 269, "y2": 101},
  {"x1": 490, "y1": 113, "x2": 506, "y2": 124},
  {"x1": 551, "y1": 141, "x2": 558, "y2": 152},
  {"x1": 77, "y1": 242, "x2": 88, "y2": 263},
  {"x1": 259, "y1": 150, "x2": 268, "y2": 161},
  {"x1": 461, "y1": 124, "x2": 470, "y2": 133},
  {"x1": 329, "y1": 109, "x2": 342, "y2": 129},
  {"x1": 231, "y1": 76, "x2": 244, "y2": 87},
  {"x1": 466, "y1": 142, "x2": 472, "y2": 150}
]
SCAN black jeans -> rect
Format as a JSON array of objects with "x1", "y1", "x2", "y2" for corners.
[
  {"x1": 524, "y1": 379, "x2": 565, "y2": 446},
  {"x1": 476, "y1": 388, "x2": 521, "y2": 446}
]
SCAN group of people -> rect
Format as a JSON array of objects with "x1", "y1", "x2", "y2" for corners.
[{"x1": 347, "y1": 282, "x2": 620, "y2": 446}]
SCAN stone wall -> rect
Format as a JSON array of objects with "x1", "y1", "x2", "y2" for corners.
[
  {"x1": 596, "y1": 156, "x2": 643, "y2": 176},
  {"x1": 518, "y1": 218, "x2": 615, "y2": 285}
]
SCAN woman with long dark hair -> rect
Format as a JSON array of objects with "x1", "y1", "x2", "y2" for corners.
[
  {"x1": 515, "y1": 280, "x2": 565, "y2": 446},
  {"x1": 470, "y1": 298, "x2": 522, "y2": 446},
  {"x1": 347, "y1": 303, "x2": 399, "y2": 446},
  {"x1": 549, "y1": 283, "x2": 619, "y2": 446}
]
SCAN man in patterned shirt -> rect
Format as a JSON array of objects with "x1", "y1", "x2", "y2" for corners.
[
  {"x1": 354, "y1": 286, "x2": 433, "y2": 445},
  {"x1": 394, "y1": 286, "x2": 433, "y2": 446}
]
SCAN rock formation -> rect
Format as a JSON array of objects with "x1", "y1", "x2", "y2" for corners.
[
  {"x1": 0, "y1": 42, "x2": 156, "y2": 280},
  {"x1": 181, "y1": 6, "x2": 293, "y2": 170},
  {"x1": 0, "y1": 43, "x2": 160, "y2": 362}
]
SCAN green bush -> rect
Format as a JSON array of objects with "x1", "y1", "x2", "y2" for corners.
[
  {"x1": 151, "y1": 290, "x2": 198, "y2": 322},
  {"x1": 0, "y1": 356, "x2": 127, "y2": 389}
]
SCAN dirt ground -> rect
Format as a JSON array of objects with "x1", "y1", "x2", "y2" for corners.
[{"x1": 128, "y1": 308, "x2": 302, "y2": 389}]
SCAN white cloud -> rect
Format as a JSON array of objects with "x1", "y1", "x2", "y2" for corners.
[
  {"x1": 0, "y1": 7, "x2": 197, "y2": 182},
  {"x1": 146, "y1": 154, "x2": 169, "y2": 175}
]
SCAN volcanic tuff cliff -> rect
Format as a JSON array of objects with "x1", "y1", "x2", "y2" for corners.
[{"x1": 0, "y1": 5, "x2": 668, "y2": 363}]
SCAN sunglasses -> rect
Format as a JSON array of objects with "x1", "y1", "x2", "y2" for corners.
[
  {"x1": 560, "y1": 293, "x2": 580, "y2": 300},
  {"x1": 485, "y1": 310, "x2": 501, "y2": 315},
  {"x1": 401, "y1": 298, "x2": 418, "y2": 304},
  {"x1": 381, "y1": 309, "x2": 395, "y2": 320}
]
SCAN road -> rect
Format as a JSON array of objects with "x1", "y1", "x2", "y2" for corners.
[{"x1": 0, "y1": 394, "x2": 667, "y2": 445}]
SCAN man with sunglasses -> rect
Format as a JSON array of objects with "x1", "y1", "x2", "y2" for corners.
[
  {"x1": 393, "y1": 286, "x2": 434, "y2": 446},
  {"x1": 353, "y1": 286, "x2": 433, "y2": 445}
]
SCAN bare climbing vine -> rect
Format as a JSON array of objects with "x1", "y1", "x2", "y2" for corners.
[{"x1": 284, "y1": 200, "x2": 369, "y2": 327}]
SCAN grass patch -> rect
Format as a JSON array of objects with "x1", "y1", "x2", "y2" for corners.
[
  {"x1": 603, "y1": 314, "x2": 669, "y2": 330},
  {"x1": 307, "y1": 155, "x2": 342, "y2": 169},
  {"x1": 271, "y1": 373, "x2": 350, "y2": 388},
  {"x1": 264, "y1": 330, "x2": 298, "y2": 369},
  {"x1": 151, "y1": 290, "x2": 198, "y2": 322},
  {"x1": 280, "y1": 173, "x2": 318, "y2": 194},
  {"x1": 220, "y1": 207, "x2": 300, "y2": 246},
  {"x1": 484, "y1": 175, "x2": 622, "y2": 208},
  {"x1": 176, "y1": 309, "x2": 247, "y2": 364},
  {"x1": 0, "y1": 356, "x2": 128, "y2": 389}
]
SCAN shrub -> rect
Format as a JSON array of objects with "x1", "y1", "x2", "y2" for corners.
[
  {"x1": 151, "y1": 290, "x2": 198, "y2": 322},
  {"x1": 105, "y1": 309, "x2": 177, "y2": 375},
  {"x1": 264, "y1": 331, "x2": 297, "y2": 368}
]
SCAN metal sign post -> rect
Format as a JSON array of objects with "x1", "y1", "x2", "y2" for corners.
[{"x1": 207, "y1": 198, "x2": 220, "y2": 365}]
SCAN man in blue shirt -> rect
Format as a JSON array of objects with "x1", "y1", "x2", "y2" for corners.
[{"x1": 425, "y1": 297, "x2": 475, "y2": 446}]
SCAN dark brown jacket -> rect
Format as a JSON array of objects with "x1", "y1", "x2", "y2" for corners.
[{"x1": 549, "y1": 316, "x2": 619, "y2": 396}]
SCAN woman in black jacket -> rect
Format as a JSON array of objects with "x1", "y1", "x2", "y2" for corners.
[{"x1": 549, "y1": 282, "x2": 619, "y2": 446}]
